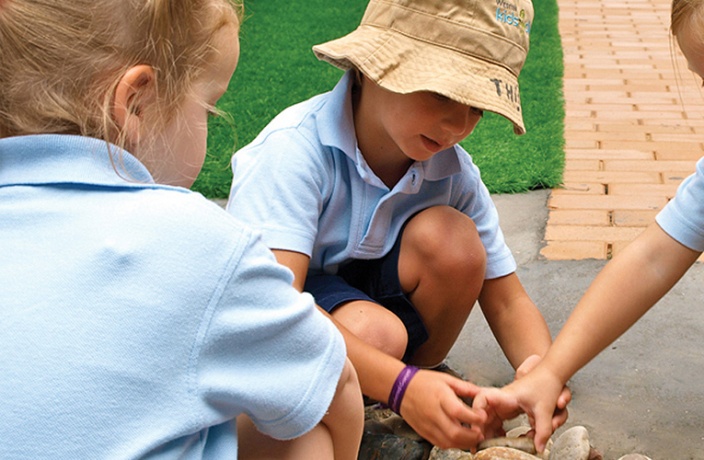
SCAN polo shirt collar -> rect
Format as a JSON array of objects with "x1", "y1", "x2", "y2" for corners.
[
  {"x1": 0, "y1": 134, "x2": 155, "y2": 188},
  {"x1": 317, "y1": 70, "x2": 358, "y2": 160},
  {"x1": 315, "y1": 70, "x2": 463, "y2": 182}
]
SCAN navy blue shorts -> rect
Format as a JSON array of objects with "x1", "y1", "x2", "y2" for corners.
[{"x1": 304, "y1": 229, "x2": 429, "y2": 362}]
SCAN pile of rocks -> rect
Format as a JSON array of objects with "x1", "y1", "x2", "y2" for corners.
[{"x1": 360, "y1": 406, "x2": 652, "y2": 460}]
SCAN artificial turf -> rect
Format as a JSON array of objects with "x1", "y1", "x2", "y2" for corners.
[{"x1": 193, "y1": 0, "x2": 564, "y2": 198}]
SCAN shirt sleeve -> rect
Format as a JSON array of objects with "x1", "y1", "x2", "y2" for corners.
[
  {"x1": 227, "y1": 129, "x2": 330, "y2": 257},
  {"x1": 195, "y1": 229, "x2": 346, "y2": 440},
  {"x1": 656, "y1": 156, "x2": 704, "y2": 252},
  {"x1": 453, "y1": 151, "x2": 517, "y2": 279}
]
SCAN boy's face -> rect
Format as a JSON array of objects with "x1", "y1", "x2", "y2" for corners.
[{"x1": 359, "y1": 77, "x2": 483, "y2": 163}]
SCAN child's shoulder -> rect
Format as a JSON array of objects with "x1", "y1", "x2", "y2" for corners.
[
  {"x1": 236, "y1": 90, "x2": 340, "y2": 162},
  {"x1": 128, "y1": 187, "x2": 254, "y2": 245},
  {"x1": 259, "y1": 91, "x2": 330, "y2": 136}
]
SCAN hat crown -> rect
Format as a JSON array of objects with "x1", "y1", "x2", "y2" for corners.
[
  {"x1": 312, "y1": 0, "x2": 535, "y2": 134},
  {"x1": 360, "y1": 0, "x2": 533, "y2": 77}
]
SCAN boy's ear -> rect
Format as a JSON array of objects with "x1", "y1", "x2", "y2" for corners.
[{"x1": 112, "y1": 65, "x2": 156, "y2": 146}]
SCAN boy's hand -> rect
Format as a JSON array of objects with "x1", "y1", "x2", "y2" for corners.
[{"x1": 398, "y1": 369, "x2": 488, "y2": 451}]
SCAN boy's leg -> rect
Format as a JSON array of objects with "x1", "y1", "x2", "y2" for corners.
[
  {"x1": 331, "y1": 300, "x2": 408, "y2": 360},
  {"x1": 397, "y1": 206, "x2": 486, "y2": 367},
  {"x1": 305, "y1": 274, "x2": 409, "y2": 360}
]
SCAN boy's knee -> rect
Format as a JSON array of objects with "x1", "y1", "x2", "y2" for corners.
[
  {"x1": 404, "y1": 206, "x2": 486, "y2": 275},
  {"x1": 332, "y1": 301, "x2": 408, "y2": 359}
]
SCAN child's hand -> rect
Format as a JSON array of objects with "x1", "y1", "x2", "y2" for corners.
[
  {"x1": 514, "y1": 354, "x2": 571, "y2": 431},
  {"x1": 398, "y1": 369, "x2": 488, "y2": 451},
  {"x1": 472, "y1": 366, "x2": 569, "y2": 453}
]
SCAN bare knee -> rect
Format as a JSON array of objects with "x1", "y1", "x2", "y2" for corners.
[
  {"x1": 332, "y1": 300, "x2": 408, "y2": 359},
  {"x1": 401, "y1": 206, "x2": 486, "y2": 281}
]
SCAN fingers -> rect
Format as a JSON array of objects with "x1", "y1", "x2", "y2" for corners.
[
  {"x1": 407, "y1": 395, "x2": 485, "y2": 450},
  {"x1": 551, "y1": 406, "x2": 568, "y2": 431},
  {"x1": 399, "y1": 371, "x2": 489, "y2": 450},
  {"x1": 531, "y1": 408, "x2": 556, "y2": 454},
  {"x1": 472, "y1": 387, "x2": 521, "y2": 421},
  {"x1": 557, "y1": 385, "x2": 572, "y2": 409}
]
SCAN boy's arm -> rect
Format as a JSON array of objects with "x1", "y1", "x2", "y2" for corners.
[
  {"x1": 477, "y1": 272, "x2": 552, "y2": 369},
  {"x1": 272, "y1": 249, "x2": 489, "y2": 450}
]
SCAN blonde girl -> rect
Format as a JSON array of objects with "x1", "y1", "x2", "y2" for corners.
[{"x1": 0, "y1": 0, "x2": 362, "y2": 458}]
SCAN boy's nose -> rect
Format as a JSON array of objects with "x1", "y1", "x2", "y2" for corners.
[{"x1": 444, "y1": 104, "x2": 481, "y2": 138}]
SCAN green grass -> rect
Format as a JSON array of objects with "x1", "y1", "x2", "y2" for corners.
[{"x1": 193, "y1": 0, "x2": 564, "y2": 198}]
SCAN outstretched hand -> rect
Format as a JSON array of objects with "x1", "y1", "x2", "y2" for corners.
[
  {"x1": 398, "y1": 369, "x2": 490, "y2": 451},
  {"x1": 472, "y1": 364, "x2": 570, "y2": 453}
]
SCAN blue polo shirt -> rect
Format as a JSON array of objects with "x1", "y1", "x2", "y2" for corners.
[
  {"x1": 227, "y1": 70, "x2": 516, "y2": 279},
  {"x1": 657, "y1": 156, "x2": 704, "y2": 251},
  {"x1": 0, "y1": 134, "x2": 346, "y2": 458}
]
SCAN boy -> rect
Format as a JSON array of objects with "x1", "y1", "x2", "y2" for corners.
[{"x1": 227, "y1": 0, "x2": 567, "y2": 450}]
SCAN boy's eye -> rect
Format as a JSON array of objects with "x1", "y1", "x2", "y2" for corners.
[{"x1": 433, "y1": 93, "x2": 451, "y2": 102}]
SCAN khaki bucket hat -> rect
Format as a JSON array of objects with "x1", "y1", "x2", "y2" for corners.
[{"x1": 313, "y1": 0, "x2": 534, "y2": 135}]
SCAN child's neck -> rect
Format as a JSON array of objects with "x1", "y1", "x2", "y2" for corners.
[{"x1": 352, "y1": 85, "x2": 413, "y2": 188}]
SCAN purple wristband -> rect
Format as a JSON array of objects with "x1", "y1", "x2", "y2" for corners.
[{"x1": 388, "y1": 365, "x2": 420, "y2": 414}]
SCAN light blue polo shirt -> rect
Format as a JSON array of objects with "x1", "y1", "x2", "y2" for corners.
[
  {"x1": 0, "y1": 134, "x2": 346, "y2": 459},
  {"x1": 227, "y1": 70, "x2": 516, "y2": 279},
  {"x1": 657, "y1": 156, "x2": 704, "y2": 252}
]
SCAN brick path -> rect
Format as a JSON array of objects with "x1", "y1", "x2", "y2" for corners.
[{"x1": 540, "y1": 0, "x2": 704, "y2": 260}]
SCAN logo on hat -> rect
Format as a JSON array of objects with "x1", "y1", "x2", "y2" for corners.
[{"x1": 495, "y1": 0, "x2": 531, "y2": 35}]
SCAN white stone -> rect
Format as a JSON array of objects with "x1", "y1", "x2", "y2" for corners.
[{"x1": 548, "y1": 426, "x2": 590, "y2": 460}]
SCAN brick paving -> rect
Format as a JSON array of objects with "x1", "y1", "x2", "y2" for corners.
[{"x1": 540, "y1": 0, "x2": 704, "y2": 260}]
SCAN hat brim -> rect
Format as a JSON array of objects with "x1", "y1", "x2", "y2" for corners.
[{"x1": 314, "y1": 26, "x2": 527, "y2": 135}]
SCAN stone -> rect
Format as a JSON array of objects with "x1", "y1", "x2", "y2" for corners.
[
  {"x1": 357, "y1": 432, "x2": 432, "y2": 460},
  {"x1": 428, "y1": 446, "x2": 474, "y2": 459},
  {"x1": 363, "y1": 418, "x2": 393, "y2": 436},
  {"x1": 548, "y1": 426, "x2": 590, "y2": 460},
  {"x1": 478, "y1": 437, "x2": 536, "y2": 454},
  {"x1": 474, "y1": 446, "x2": 541, "y2": 460},
  {"x1": 364, "y1": 404, "x2": 395, "y2": 422},
  {"x1": 505, "y1": 426, "x2": 533, "y2": 438},
  {"x1": 587, "y1": 447, "x2": 603, "y2": 460},
  {"x1": 616, "y1": 455, "x2": 652, "y2": 460}
]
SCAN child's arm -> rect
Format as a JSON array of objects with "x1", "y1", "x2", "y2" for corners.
[
  {"x1": 273, "y1": 249, "x2": 490, "y2": 450},
  {"x1": 477, "y1": 272, "x2": 552, "y2": 369},
  {"x1": 476, "y1": 222, "x2": 701, "y2": 452}
]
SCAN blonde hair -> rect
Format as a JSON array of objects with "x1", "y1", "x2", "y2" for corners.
[
  {"x1": 671, "y1": 0, "x2": 704, "y2": 38},
  {"x1": 0, "y1": 0, "x2": 242, "y2": 148}
]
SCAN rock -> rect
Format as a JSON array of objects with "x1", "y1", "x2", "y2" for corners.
[
  {"x1": 548, "y1": 426, "x2": 590, "y2": 460},
  {"x1": 474, "y1": 446, "x2": 541, "y2": 459},
  {"x1": 587, "y1": 447, "x2": 603, "y2": 460},
  {"x1": 358, "y1": 432, "x2": 432, "y2": 460},
  {"x1": 382, "y1": 414, "x2": 425, "y2": 441},
  {"x1": 428, "y1": 446, "x2": 474, "y2": 459},
  {"x1": 616, "y1": 455, "x2": 652, "y2": 460},
  {"x1": 506, "y1": 426, "x2": 533, "y2": 438},
  {"x1": 363, "y1": 418, "x2": 393, "y2": 436},
  {"x1": 479, "y1": 437, "x2": 536, "y2": 454},
  {"x1": 364, "y1": 404, "x2": 395, "y2": 422}
]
